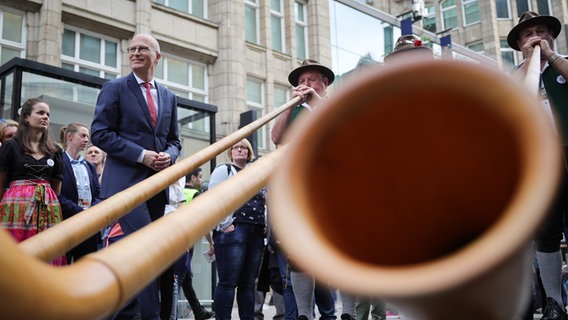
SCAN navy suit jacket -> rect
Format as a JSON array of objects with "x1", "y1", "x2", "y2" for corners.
[
  {"x1": 58, "y1": 153, "x2": 102, "y2": 260},
  {"x1": 58, "y1": 154, "x2": 101, "y2": 219},
  {"x1": 91, "y1": 72, "x2": 181, "y2": 200}
]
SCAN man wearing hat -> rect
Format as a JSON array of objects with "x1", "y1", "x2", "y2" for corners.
[
  {"x1": 270, "y1": 59, "x2": 355, "y2": 320},
  {"x1": 508, "y1": 11, "x2": 568, "y2": 320},
  {"x1": 271, "y1": 59, "x2": 334, "y2": 145},
  {"x1": 383, "y1": 34, "x2": 433, "y2": 65}
]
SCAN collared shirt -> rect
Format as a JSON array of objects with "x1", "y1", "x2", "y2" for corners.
[
  {"x1": 290, "y1": 103, "x2": 314, "y2": 124},
  {"x1": 65, "y1": 152, "x2": 92, "y2": 209},
  {"x1": 132, "y1": 73, "x2": 159, "y2": 163},
  {"x1": 133, "y1": 73, "x2": 159, "y2": 113}
]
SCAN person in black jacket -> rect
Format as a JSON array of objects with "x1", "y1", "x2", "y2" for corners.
[
  {"x1": 58, "y1": 123, "x2": 101, "y2": 263},
  {"x1": 508, "y1": 12, "x2": 568, "y2": 320}
]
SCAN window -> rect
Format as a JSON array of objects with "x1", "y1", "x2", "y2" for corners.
[
  {"x1": 422, "y1": 4, "x2": 436, "y2": 33},
  {"x1": 500, "y1": 40, "x2": 517, "y2": 71},
  {"x1": 383, "y1": 26, "x2": 394, "y2": 56},
  {"x1": 61, "y1": 28, "x2": 120, "y2": 80},
  {"x1": 154, "y1": 54, "x2": 208, "y2": 102},
  {"x1": 516, "y1": 0, "x2": 552, "y2": 17},
  {"x1": 330, "y1": 1, "x2": 386, "y2": 75},
  {"x1": 0, "y1": 8, "x2": 25, "y2": 65},
  {"x1": 462, "y1": 0, "x2": 480, "y2": 26},
  {"x1": 441, "y1": 0, "x2": 458, "y2": 30},
  {"x1": 245, "y1": 0, "x2": 259, "y2": 44},
  {"x1": 273, "y1": 84, "x2": 290, "y2": 110},
  {"x1": 515, "y1": 0, "x2": 530, "y2": 17},
  {"x1": 155, "y1": 55, "x2": 209, "y2": 134},
  {"x1": 272, "y1": 84, "x2": 289, "y2": 139},
  {"x1": 295, "y1": 1, "x2": 308, "y2": 60},
  {"x1": 467, "y1": 42, "x2": 484, "y2": 53},
  {"x1": 154, "y1": 0, "x2": 207, "y2": 18},
  {"x1": 536, "y1": 0, "x2": 551, "y2": 15},
  {"x1": 515, "y1": 0, "x2": 550, "y2": 16},
  {"x1": 495, "y1": 0, "x2": 510, "y2": 19},
  {"x1": 246, "y1": 77, "x2": 266, "y2": 150},
  {"x1": 271, "y1": 0, "x2": 285, "y2": 53},
  {"x1": 20, "y1": 72, "x2": 101, "y2": 130}
]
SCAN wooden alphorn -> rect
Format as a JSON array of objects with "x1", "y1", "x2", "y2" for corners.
[
  {"x1": 269, "y1": 60, "x2": 561, "y2": 320},
  {"x1": 523, "y1": 44, "x2": 541, "y2": 96}
]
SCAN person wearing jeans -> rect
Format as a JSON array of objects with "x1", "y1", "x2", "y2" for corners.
[
  {"x1": 275, "y1": 249, "x2": 298, "y2": 320},
  {"x1": 210, "y1": 139, "x2": 266, "y2": 319},
  {"x1": 213, "y1": 223, "x2": 265, "y2": 319}
]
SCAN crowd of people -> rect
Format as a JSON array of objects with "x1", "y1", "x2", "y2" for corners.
[
  {"x1": 0, "y1": 9, "x2": 567, "y2": 320},
  {"x1": 0, "y1": 33, "x2": 207, "y2": 320}
]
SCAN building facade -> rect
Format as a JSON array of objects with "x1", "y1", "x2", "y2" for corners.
[{"x1": 370, "y1": 0, "x2": 568, "y2": 70}]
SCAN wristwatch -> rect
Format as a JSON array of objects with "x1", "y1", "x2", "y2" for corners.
[{"x1": 548, "y1": 54, "x2": 560, "y2": 65}]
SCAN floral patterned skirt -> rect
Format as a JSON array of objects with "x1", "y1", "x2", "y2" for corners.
[{"x1": 1, "y1": 179, "x2": 66, "y2": 266}]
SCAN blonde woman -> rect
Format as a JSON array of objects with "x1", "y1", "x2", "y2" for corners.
[{"x1": 209, "y1": 138, "x2": 266, "y2": 319}]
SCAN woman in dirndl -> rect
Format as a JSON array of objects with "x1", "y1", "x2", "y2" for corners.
[{"x1": 0, "y1": 98, "x2": 66, "y2": 266}]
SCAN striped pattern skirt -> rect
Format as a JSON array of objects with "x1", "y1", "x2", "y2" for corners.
[{"x1": 1, "y1": 179, "x2": 66, "y2": 266}]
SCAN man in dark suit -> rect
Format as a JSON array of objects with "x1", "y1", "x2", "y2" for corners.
[
  {"x1": 58, "y1": 123, "x2": 101, "y2": 263},
  {"x1": 91, "y1": 33, "x2": 181, "y2": 320}
]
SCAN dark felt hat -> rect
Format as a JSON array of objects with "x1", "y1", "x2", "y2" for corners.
[
  {"x1": 384, "y1": 35, "x2": 432, "y2": 63},
  {"x1": 288, "y1": 59, "x2": 335, "y2": 87},
  {"x1": 507, "y1": 11, "x2": 561, "y2": 51}
]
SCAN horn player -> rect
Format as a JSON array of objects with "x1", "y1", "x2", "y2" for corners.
[{"x1": 508, "y1": 11, "x2": 568, "y2": 320}]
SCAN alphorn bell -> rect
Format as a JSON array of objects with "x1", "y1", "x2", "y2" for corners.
[{"x1": 269, "y1": 59, "x2": 561, "y2": 319}]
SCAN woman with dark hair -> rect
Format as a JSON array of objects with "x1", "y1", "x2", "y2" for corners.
[
  {"x1": 210, "y1": 138, "x2": 266, "y2": 319},
  {"x1": 0, "y1": 98, "x2": 65, "y2": 265}
]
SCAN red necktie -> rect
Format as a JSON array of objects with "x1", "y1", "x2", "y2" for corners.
[{"x1": 143, "y1": 82, "x2": 157, "y2": 127}]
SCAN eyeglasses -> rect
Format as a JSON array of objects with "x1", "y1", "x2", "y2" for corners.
[
  {"x1": 232, "y1": 145, "x2": 248, "y2": 151},
  {"x1": 126, "y1": 46, "x2": 152, "y2": 54}
]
